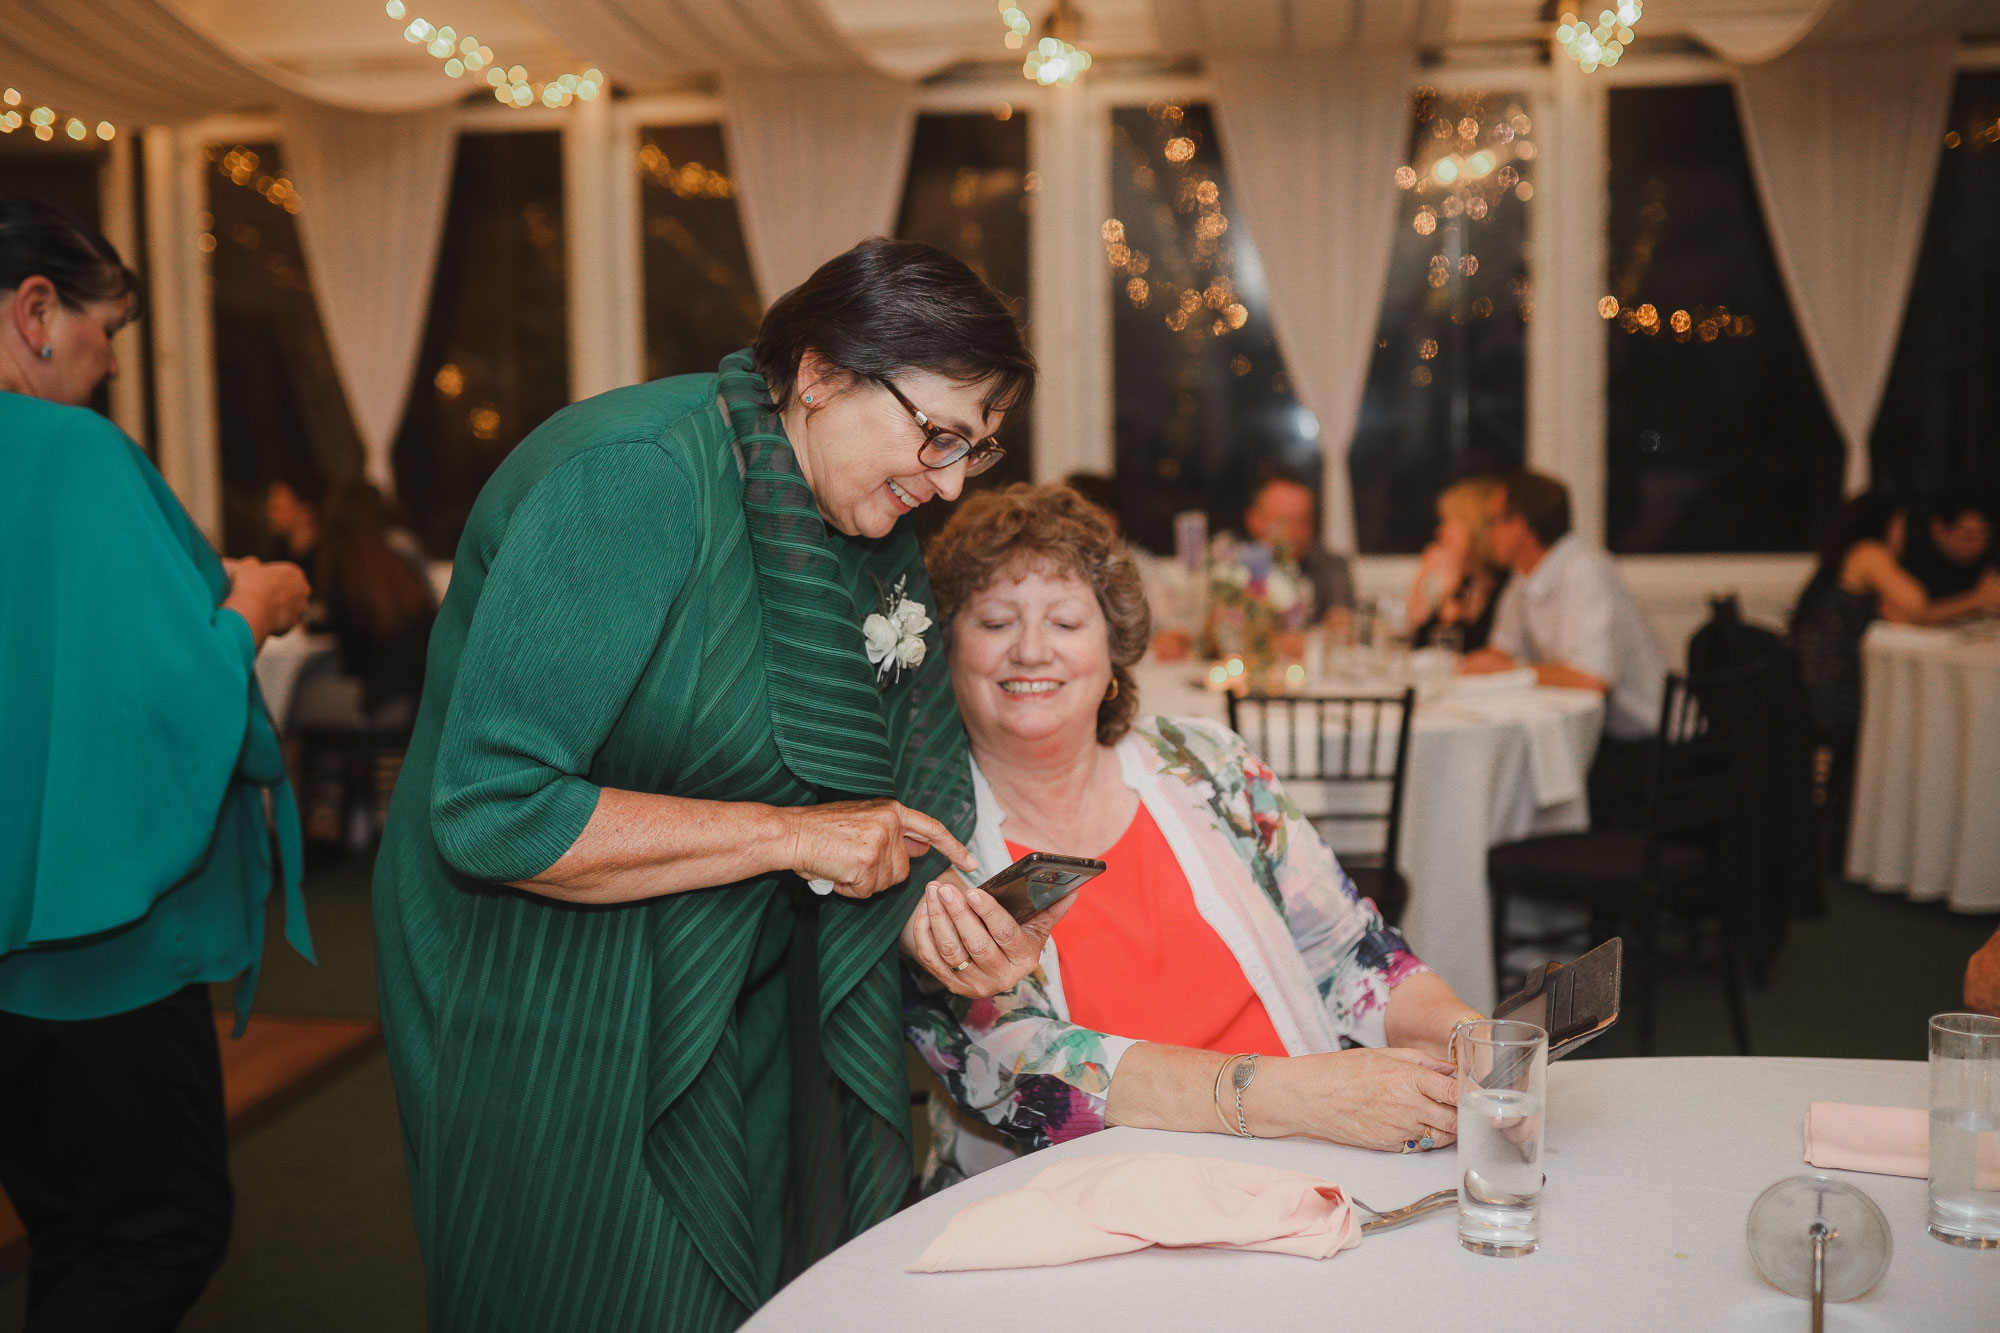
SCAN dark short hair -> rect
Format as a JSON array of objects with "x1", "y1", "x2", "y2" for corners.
[
  {"x1": 1926, "y1": 485, "x2": 1994, "y2": 528},
  {"x1": 1500, "y1": 471, "x2": 1572, "y2": 548},
  {"x1": 927, "y1": 483, "x2": 1151, "y2": 746},
  {"x1": 753, "y1": 237, "x2": 1033, "y2": 419},
  {"x1": 1061, "y1": 471, "x2": 1118, "y2": 521},
  {"x1": 0, "y1": 195, "x2": 143, "y2": 313}
]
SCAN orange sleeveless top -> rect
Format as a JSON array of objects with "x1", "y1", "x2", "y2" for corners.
[{"x1": 1007, "y1": 805, "x2": 1287, "y2": 1057}]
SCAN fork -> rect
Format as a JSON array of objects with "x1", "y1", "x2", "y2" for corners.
[{"x1": 1351, "y1": 1188, "x2": 1458, "y2": 1234}]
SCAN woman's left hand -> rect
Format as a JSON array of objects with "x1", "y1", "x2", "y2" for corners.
[{"x1": 901, "y1": 872, "x2": 1076, "y2": 997}]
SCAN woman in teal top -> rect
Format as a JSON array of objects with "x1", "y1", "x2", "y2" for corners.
[
  {"x1": 373, "y1": 239, "x2": 1060, "y2": 1331},
  {"x1": 0, "y1": 196, "x2": 314, "y2": 1327}
]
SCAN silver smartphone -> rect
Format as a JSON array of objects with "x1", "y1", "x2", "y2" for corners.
[
  {"x1": 978, "y1": 852, "x2": 1106, "y2": 923},
  {"x1": 1492, "y1": 937, "x2": 1623, "y2": 1060}
]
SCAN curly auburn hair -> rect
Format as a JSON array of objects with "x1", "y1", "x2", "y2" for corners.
[{"x1": 927, "y1": 483, "x2": 1151, "y2": 745}]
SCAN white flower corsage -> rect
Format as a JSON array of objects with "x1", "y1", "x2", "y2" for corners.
[{"x1": 864, "y1": 575, "x2": 931, "y2": 686}]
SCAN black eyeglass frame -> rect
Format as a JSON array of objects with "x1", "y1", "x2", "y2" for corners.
[{"x1": 874, "y1": 376, "x2": 1007, "y2": 477}]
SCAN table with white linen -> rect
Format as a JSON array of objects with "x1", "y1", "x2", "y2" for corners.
[
  {"x1": 747, "y1": 1057, "x2": 1989, "y2": 1332},
  {"x1": 1847, "y1": 622, "x2": 2000, "y2": 912},
  {"x1": 1132, "y1": 660, "x2": 1604, "y2": 1011},
  {"x1": 252, "y1": 628, "x2": 338, "y2": 733}
]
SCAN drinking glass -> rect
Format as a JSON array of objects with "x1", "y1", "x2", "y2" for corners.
[
  {"x1": 1929, "y1": 1011, "x2": 2000, "y2": 1247},
  {"x1": 1430, "y1": 622, "x2": 1465, "y2": 658},
  {"x1": 1456, "y1": 1018, "x2": 1548, "y2": 1257}
]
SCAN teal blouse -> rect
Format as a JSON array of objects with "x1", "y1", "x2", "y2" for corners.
[{"x1": 0, "y1": 392, "x2": 311, "y2": 1026}]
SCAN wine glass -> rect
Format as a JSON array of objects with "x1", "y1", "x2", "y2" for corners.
[{"x1": 1746, "y1": 1175, "x2": 1892, "y2": 1330}]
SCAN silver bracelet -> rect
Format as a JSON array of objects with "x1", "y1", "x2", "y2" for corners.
[{"x1": 1231, "y1": 1053, "x2": 1260, "y2": 1138}]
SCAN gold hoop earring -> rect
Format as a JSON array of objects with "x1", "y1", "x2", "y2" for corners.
[{"x1": 1104, "y1": 678, "x2": 1119, "y2": 702}]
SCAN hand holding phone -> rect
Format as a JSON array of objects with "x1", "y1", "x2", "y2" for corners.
[{"x1": 979, "y1": 852, "x2": 1106, "y2": 923}]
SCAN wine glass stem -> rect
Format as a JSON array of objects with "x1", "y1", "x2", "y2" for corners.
[{"x1": 1809, "y1": 1223, "x2": 1829, "y2": 1333}]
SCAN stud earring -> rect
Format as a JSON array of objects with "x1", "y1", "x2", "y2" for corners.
[
  {"x1": 39, "y1": 344, "x2": 54, "y2": 360},
  {"x1": 802, "y1": 392, "x2": 814, "y2": 405}
]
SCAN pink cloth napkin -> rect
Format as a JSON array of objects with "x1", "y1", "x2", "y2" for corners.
[
  {"x1": 908, "y1": 1152, "x2": 1362, "y2": 1273},
  {"x1": 1804, "y1": 1102, "x2": 1929, "y2": 1178}
]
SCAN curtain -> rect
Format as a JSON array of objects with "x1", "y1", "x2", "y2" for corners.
[
  {"x1": 1207, "y1": 52, "x2": 1413, "y2": 553},
  {"x1": 278, "y1": 103, "x2": 459, "y2": 495},
  {"x1": 516, "y1": 0, "x2": 853, "y2": 87},
  {"x1": 1733, "y1": 40, "x2": 1957, "y2": 494},
  {"x1": 721, "y1": 70, "x2": 919, "y2": 304}
]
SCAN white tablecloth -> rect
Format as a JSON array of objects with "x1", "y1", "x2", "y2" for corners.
[
  {"x1": 252, "y1": 628, "x2": 338, "y2": 732},
  {"x1": 747, "y1": 1057, "x2": 1989, "y2": 1332},
  {"x1": 1132, "y1": 661, "x2": 1604, "y2": 1011},
  {"x1": 1847, "y1": 622, "x2": 2000, "y2": 912}
]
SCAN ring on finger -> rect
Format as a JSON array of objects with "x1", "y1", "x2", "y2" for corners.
[
  {"x1": 950, "y1": 959, "x2": 972, "y2": 973},
  {"x1": 1401, "y1": 1128, "x2": 1439, "y2": 1153}
]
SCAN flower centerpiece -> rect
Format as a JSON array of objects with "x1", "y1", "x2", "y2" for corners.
[{"x1": 1199, "y1": 535, "x2": 1312, "y2": 682}]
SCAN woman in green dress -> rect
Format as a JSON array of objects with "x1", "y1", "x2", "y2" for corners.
[
  {"x1": 0, "y1": 195, "x2": 313, "y2": 1328},
  {"x1": 374, "y1": 239, "x2": 1057, "y2": 1331}
]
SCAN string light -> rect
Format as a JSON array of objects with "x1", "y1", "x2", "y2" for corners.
[
  {"x1": 1001, "y1": 0, "x2": 1092, "y2": 86},
  {"x1": 384, "y1": 1, "x2": 603, "y2": 108},
  {"x1": 0, "y1": 88, "x2": 116, "y2": 143},
  {"x1": 1555, "y1": 4, "x2": 1642, "y2": 73}
]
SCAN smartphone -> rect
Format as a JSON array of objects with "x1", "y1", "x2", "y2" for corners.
[
  {"x1": 977, "y1": 852, "x2": 1106, "y2": 923},
  {"x1": 1492, "y1": 937, "x2": 1623, "y2": 1061}
]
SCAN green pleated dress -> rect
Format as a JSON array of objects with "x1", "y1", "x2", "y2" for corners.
[{"x1": 372, "y1": 354, "x2": 972, "y2": 1332}]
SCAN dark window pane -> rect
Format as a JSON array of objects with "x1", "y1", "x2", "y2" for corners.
[
  {"x1": 0, "y1": 145, "x2": 102, "y2": 224},
  {"x1": 1109, "y1": 103, "x2": 1309, "y2": 553},
  {"x1": 207, "y1": 142, "x2": 363, "y2": 554},
  {"x1": 895, "y1": 109, "x2": 1033, "y2": 536},
  {"x1": 639, "y1": 124, "x2": 759, "y2": 380},
  {"x1": 1871, "y1": 71, "x2": 2000, "y2": 498},
  {"x1": 395, "y1": 132, "x2": 568, "y2": 557},
  {"x1": 1350, "y1": 88, "x2": 1532, "y2": 553},
  {"x1": 1606, "y1": 84, "x2": 1843, "y2": 553}
]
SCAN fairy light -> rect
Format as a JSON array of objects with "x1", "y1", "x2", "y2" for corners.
[
  {"x1": 384, "y1": 2, "x2": 603, "y2": 108},
  {"x1": 1001, "y1": 0, "x2": 1092, "y2": 86},
  {"x1": 1555, "y1": 4, "x2": 1643, "y2": 73},
  {"x1": 0, "y1": 88, "x2": 116, "y2": 144}
]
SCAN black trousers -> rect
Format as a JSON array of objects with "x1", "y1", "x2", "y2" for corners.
[{"x1": 0, "y1": 984, "x2": 232, "y2": 1331}]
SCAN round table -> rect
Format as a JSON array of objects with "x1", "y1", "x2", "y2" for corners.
[
  {"x1": 747, "y1": 1057, "x2": 1989, "y2": 1331},
  {"x1": 1846, "y1": 623, "x2": 2000, "y2": 912},
  {"x1": 1132, "y1": 660, "x2": 1604, "y2": 1011}
]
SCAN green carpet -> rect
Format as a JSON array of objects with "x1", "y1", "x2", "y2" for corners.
[{"x1": 3, "y1": 855, "x2": 1991, "y2": 1328}]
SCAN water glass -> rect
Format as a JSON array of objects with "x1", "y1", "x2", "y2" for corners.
[
  {"x1": 1457, "y1": 1019, "x2": 1548, "y2": 1257},
  {"x1": 1929, "y1": 1011, "x2": 2000, "y2": 1247}
]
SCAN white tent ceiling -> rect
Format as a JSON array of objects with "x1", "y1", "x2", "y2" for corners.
[{"x1": 9, "y1": 0, "x2": 1999, "y2": 122}]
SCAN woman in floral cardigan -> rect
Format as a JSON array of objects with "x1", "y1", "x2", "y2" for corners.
[{"x1": 904, "y1": 484, "x2": 1484, "y2": 1191}]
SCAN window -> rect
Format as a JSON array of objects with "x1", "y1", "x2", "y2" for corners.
[
  {"x1": 206, "y1": 141, "x2": 362, "y2": 555},
  {"x1": 896, "y1": 108, "x2": 1034, "y2": 532},
  {"x1": 394, "y1": 131, "x2": 569, "y2": 556},
  {"x1": 638, "y1": 123, "x2": 759, "y2": 381},
  {"x1": 1107, "y1": 103, "x2": 1307, "y2": 553},
  {"x1": 1605, "y1": 84, "x2": 1843, "y2": 553},
  {"x1": 1871, "y1": 71, "x2": 2000, "y2": 499},
  {"x1": 1349, "y1": 88, "x2": 1533, "y2": 553}
]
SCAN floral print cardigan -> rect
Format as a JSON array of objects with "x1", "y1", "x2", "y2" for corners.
[{"x1": 903, "y1": 714, "x2": 1428, "y2": 1192}]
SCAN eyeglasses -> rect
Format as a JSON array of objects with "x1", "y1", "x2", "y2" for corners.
[{"x1": 875, "y1": 376, "x2": 1006, "y2": 478}]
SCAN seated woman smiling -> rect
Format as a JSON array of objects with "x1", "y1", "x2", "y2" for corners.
[{"x1": 905, "y1": 484, "x2": 1483, "y2": 1191}]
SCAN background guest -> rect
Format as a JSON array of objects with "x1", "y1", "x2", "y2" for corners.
[
  {"x1": 1968, "y1": 925, "x2": 2000, "y2": 1017},
  {"x1": 1791, "y1": 491, "x2": 2000, "y2": 750},
  {"x1": 1463, "y1": 471, "x2": 1669, "y2": 825},
  {"x1": 1244, "y1": 475, "x2": 1354, "y2": 623},
  {"x1": 0, "y1": 193, "x2": 313, "y2": 1329},
  {"x1": 293, "y1": 479, "x2": 436, "y2": 732},
  {"x1": 263, "y1": 472, "x2": 323, "y2": 573},
  {"x1": 1407, "y1": 476, "x2": 1506, "y2": 652},
  {"x1": 1901, "y1": 488, "x2": 1997, "y2": 601},
  {"x1": 909, "y1": 484, "x2": 1481, "y2": 1191}
]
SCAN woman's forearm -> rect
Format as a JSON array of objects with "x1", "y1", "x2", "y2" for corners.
[
  {"x1": 513, "y1": 788, "x2": 798, "y2": 904},
  {"x1": 1383, "y1": 970, "x2": 1481, "y2": 1062},
  {"x1": 1104, "y1": 1043, "x2": 1236, "y2": 1134}
]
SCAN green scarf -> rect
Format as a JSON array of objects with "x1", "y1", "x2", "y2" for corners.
[{"x1": 647, "y1": 354, "x2": 972, "y2": 1308}]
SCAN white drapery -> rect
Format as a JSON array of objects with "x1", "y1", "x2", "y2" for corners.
[
  {"x1": 1732, "y1": 37, "x2": 1957, "y2": 494},
  {"x1": 1206, "y1": 52, "x2": 1414, "y2": 554},
  {"x1": 721, "y1": 70, "x2": 919, "y2": 304},
  {"x1": 278, "y1": 103, "x2": 459, "y2": 495}
]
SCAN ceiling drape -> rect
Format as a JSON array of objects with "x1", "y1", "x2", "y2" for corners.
[
  {"x1": 1722, "y1": 0, "x2": 1979, "y2": 494},
  {"x1": 720, "y1": 69, "x2": 919, "y2": 305},
  {"x1": 1207, "y1": 52, "x2": 1414, "y2": 554},
  {"x1": 278, "y1": 102, "x2": 460, "y2": 495}
]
